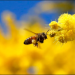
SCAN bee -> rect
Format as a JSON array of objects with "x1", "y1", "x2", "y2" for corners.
[{"x1": 24, "y1": 28, "x2": 47, "y2": 47}]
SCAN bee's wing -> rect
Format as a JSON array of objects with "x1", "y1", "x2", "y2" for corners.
[{"x1": 24, "y1": 28, "x2": 38, "y2": 35}]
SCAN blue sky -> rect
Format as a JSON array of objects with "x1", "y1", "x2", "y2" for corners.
[
  {"x1": 0, "y1": 1, "x2": 58, "y2": 22},
  {"x1": 0, "y1": 1, "x2": 74, "y2": 33},
  {"x1": 0, "y1": 1, "x2": 74, "y2": 22},
  {"x1": 0, "y1": 1, "x2": 39, "y2": 20},
  {"x1": 0, "y1": 1, "x2": 56, "y2": 33},
  {"x1": 0, "y1": 1, "x2": 40, "y2": 33}
]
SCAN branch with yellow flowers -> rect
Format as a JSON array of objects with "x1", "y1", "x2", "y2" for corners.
[{"x1": 48, "y1": 13, "x2": 75, "y2": 43}]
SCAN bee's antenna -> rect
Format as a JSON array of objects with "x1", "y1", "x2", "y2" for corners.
[
  {"x1": 46, "y1": 29, "x2": 50, "y2": 35},
  {"x1": 24, "y1": 28, "x2": 38, "y2": 34}
]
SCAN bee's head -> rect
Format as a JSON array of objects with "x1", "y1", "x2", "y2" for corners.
[{"x1": 41, "y1": 32, "x2": 47, "y2": 39}]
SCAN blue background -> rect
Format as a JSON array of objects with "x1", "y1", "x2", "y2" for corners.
[{"x1": 0, "y1": 1, "x2": 74, "y2": 33}]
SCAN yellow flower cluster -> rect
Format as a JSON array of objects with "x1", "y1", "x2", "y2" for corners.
[{"x1": 49, "y1": 13, "x2": 75, "y2": 43}]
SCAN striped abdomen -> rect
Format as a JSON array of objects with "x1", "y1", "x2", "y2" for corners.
[{"x1": 24, "y1": 36, "x2": 37, "y2": 45}]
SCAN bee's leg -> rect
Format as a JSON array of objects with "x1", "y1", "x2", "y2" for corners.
[
  {"x1": 32, "y1": 39, "x2": 37, "y2": 44},
  {"x1": 33, "y1": 43, "x2": 38, "y2": 47},
  {"x1": 35, "y1": 43, "x2": 38, "y2": 47}
]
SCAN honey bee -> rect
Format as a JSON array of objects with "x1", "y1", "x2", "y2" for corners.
[{"x1": 24, "y1": 28, "x2": 47, "y2": 47}]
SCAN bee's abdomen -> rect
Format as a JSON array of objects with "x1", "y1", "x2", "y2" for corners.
[
  {"x1": 24, "y1": 36, "x2": 37, "y2": 45},
  {"x1": 24, "y1": 38, "x2": 32, "y2": 45}
]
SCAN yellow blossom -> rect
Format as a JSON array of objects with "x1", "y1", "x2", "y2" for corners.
[
  {"x1": 49, "y1": 21, "x2": 60, "y2": 30},
  {"x1": 58, "y1": 13, "x2": 75, "y2": 30},
  {"x1": 49, "y1": 13, "x2": 75, "y2": 43},
  {"x1": 55, "y1": 34, "x2": 67, "y2": 43}
]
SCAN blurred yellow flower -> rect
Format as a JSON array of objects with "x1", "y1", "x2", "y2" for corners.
[{"x1": 0, "y1": 11, "x2": 75, "y2": 74}]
